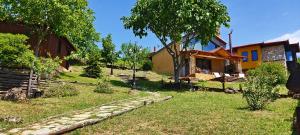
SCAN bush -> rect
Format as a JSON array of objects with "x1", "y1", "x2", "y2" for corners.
[
  {"x1": 34, "y1": 56, "x2": 62, "y2": 79},
  {"x1": 94, "y1": 77, "x2": 113, "y2": 94},
  {"x1": 43, "y1": 83, "x2": 79, "y2": 98},
  {"x1": 84, "y1": 51, "x2": 103, "y2": 78},
  {"x1": 0, "y1": 33, "x2": 35, "y2": 68},
  {"x1": 84, "y1": 62, "x2": 103, "y2": 78},
  {"x1": 243, "y1": 76, "x2": 279, "y2": 110},
  {"x1": 142, "y1": 60, "x2": 153, "y2": 71},
  {"x1": 247, "y1": 63, "x2": 287, "y2": 86},
  {"x1": 243, "y1": 63, "x2": 285, "y2": 110}
]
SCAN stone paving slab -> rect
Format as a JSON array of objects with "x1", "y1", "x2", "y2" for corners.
[{"x1": 1, "y1": 92, "x2": 172, "y2": 135}]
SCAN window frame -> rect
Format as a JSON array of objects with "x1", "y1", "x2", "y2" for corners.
[
  {"x1": 242, "y1": 51, "x2": 249, "y2": 62},
  {"x1": 251, "y1": 50, "x2": 258, "y2": 61}
]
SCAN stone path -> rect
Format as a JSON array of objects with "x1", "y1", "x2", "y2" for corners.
[{"x1": 1, "y1": 92, "x2": 172, "y2": 135}]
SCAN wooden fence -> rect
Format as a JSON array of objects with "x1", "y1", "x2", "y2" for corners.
[{"x1": 0, "y1": 67, "x2": 39, "y2": 98}]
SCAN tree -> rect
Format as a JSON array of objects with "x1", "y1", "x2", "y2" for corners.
[
  {"x1": 84, "y1": 49, "x2": 103, "y2": 78},
  {"x1": 122, "y1": 0, "x2": 230, "y2": 83},
  {"x1": 0, "y1": 33, "x2": 35, "y2": 68},
  {"x1": 120, "y1": 42, "x2": 149, "y2": 89},
  {"x1": 101, "y1": 34, "x2": 118, "y2": 75},
  {"x1": 0, "y1": 0, "x2": 100, "y2": 58}
]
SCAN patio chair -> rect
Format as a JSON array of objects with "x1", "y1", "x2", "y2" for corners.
[
  {"x1": 225, "y1": 73, "x2": 231, "y2": 77},
  {"x1": 238, "y1": 73, "x2": 245, "y2": 78},
  {"x1": 213, "y1": 72, "x2": 221, "y2": 78}
]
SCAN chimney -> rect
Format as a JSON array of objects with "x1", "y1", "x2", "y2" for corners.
[
  {"x1": 153, "y1": 46, "x2": 156, "y2": 52},
  {"x1": 228, "y1": 30, "x2": 233, "y2": 55}
]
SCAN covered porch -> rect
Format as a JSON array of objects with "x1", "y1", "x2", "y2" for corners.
[{"x1": 180, "y1": 48, "x2": 243, "y2": 80}]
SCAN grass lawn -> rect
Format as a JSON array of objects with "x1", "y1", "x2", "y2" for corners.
[
  {"x1": 71, "y1": 91, "x2": 298, "y2": 135},
  {"x1": 196, "y1": 81, "x2": 289, "y2": 95},
  {"x1": 0, "y1": 66, "x2": 296, "y2": 134},
  {"x1": 0, "y1": 66, "x2": 148, "y2": 130}
]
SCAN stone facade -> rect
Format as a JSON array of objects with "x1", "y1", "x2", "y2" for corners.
[{"x1": 262, "y1": 45, "x2": 286, "y2": 62}]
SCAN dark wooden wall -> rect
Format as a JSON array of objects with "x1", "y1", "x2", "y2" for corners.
[
  {"x1": 0, "y1": 67, "x2": 38, "y2": 97},
  {"x1": 0, "y1": 21, "x2": 75, "y2": 69}
]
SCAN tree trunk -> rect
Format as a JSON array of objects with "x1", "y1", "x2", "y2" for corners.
[
  {"x1": 110, "y1": 63, "x2": 114, "y2": 75},
  {"x1": 35, "y1": 37, "x2": 43, "y2": 57},
  {"x1": 173, "y1": 57, "x2": 180, "y2": 84}
]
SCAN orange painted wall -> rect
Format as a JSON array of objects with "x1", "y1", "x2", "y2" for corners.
[
  {"x1": 236, "y1": 46, "x2": 262, "y2": 70},
  {"x1": 152, "y1": 44, "x2": 180, "y2": 74}
]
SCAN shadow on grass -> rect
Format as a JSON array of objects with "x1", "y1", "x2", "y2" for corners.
[
  {"x1": 57, "y1": 72, "x2": 76, "y2": 79},
  {"x1": 291, "y1": 99, "x2": 300, "y2": 135},
  {"x1": 110, "y1": 78, "x2": 188, "y2": 92}
]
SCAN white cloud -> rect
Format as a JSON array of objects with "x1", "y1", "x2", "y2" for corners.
[{"x1": 268, "y1": 29, "x2": 300, "y2": 44}]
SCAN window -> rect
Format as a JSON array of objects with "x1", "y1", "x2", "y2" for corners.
[
  {"x1": 242, "y1": 51, "x2": 248, "y2": 62},
  {"x1": 251, "y1": 50, "x2": 258, "y2": 61},
  {"x1": 286, "y1": 51, "x2": 293, "y2": 61},
  {"x1": 190, "y1": 39, "x2": 218, "y2": 51}
]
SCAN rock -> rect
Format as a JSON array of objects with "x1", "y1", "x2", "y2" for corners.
[
  {"x1": 293, "y1": 94, "x2": 300, "y2": 99},
  {"x1": 0, "y1": 116, "x2": 23, "y2": 124},
  {"x1": 224, "y1": 88, "x2": 238, "y2": 94},
  {"x1": 1, "y1": 88, "x2": 27, "y2": 102}
]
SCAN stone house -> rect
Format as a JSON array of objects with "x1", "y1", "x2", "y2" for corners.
[{"x1": 232, "y1": 40, "x2": 300, "y2": 72}]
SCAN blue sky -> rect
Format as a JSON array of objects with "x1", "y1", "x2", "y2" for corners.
[{"x1": 88, "y1": 0, "x2": 300, "y2": 53}]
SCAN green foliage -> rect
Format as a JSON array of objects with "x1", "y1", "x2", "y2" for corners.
[
  {"x1": 0, "y1": 0, "x2": 100, "y2": 58},
  {"x1": 243, "y1": 76, "x2": 279, "y2": 110},
  {"x1": 247, "y1": 63, "x2": 287, "y2": 86},
  {"x1": 84, "y1": 50, "x2": 103, "y2": 78},
  {"x1": 122, "y1": 0, "x2": 230, "y2": 82},
  {"x1": 243, "y1": 63, "x2": 285, "y2": 110},
  {"x1": 0, "y1": 33, "x2": 35, "y2": 68},
  {"x1": 120, "y1": 42, "x2": 150, "y2": 70},
  {"x1": 94, "y1": 77, "x2": 113, "y2": 94},
  {"x1": 297, "y1": 58, "x2": 300, "y2": 64},
  {"x1": 142, "y1": 60, "x2": 152, "y2": 71},
  {"x1": 34, "y1": 56, "x2": 62, "y2": 78},
  {"x1": 43, "y1": 83, "x2": 79, "y2": 98},
  {"x1": 101, "y1": 34, "x2": 118, "y2": 66}
]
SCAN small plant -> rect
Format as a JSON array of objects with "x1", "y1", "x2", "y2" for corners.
[
  {"x1": 84, "y1": 62, "x2": 103, "y2": 78},
  {"x1": 43, "y1": 83, "x2": 79, "y2": 98},
  {"x1": 84, "y1": 50, "x2": 103, "y2": 78},
  {"x1": 247, "y1": 63, "x2": 287, "y2": 86},
  {"x1": 34, "y1": 56, "x2": 62, "y2": 79},
  {"x1": 94, "y1": 77, "x2": 113, "y2": 94},
  {"x1": 243, "y1": 76, "x2": 279, "y2": 110},
  {"x1": 142, "y1": 60, "x2": 153, "y2": 71}
]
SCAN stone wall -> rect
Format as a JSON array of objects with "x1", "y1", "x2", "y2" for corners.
[{"x1": 262, "y1": 45, "x2": 286, "y2": 62}]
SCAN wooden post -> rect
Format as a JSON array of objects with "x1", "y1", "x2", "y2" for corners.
[
  {"x1": 295, "y1": 107, "x2": 300, "y2": 134},
  {"x1": 27, "y1": 69, "x2": 33, "y2": 98},
  {"x1": 222, "y1": 74, "x2": 225, "y2": 91}
]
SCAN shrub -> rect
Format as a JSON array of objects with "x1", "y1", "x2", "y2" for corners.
[
  {"x1": 84, "y1": 50, "x2": 103, "y2": 78},
  {"x1": 0, "y1": 33, "x2": 35, "y2": 68},
  {"x1": 94, "y1": 77, "x2": 113, "y2": 94},
  {"x1": 243, "y1": 75, "x2": 279, "y2": 110},
  {"x1": 43, "y1": 83, "x2": 79, "y2": 98},
  {"x1": 243, "y1": 64, "x2": 285, "y2": 110},
  {"x1": 84, "y1": 62, "x2": 103, "y2": 78},
  {"x1": 142, "y1": 60, "x2": 153, "y2": 71},
  {"x1": 34, "y1": 56, "x2": 62, "y2": 79},
  {"x1": 247, "y1": 63, "x2": 287, "y2": 86}
]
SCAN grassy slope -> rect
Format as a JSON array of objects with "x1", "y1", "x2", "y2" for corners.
[
  {"x1": 72, "y1": 91, "x2": 297, "y2": 135},
  {"x1": 0, "y1": 66, "x2": 147, "y2": 130},
  {"x1": 69, "y1": 67, "x2": 296, "y2": 135}
]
